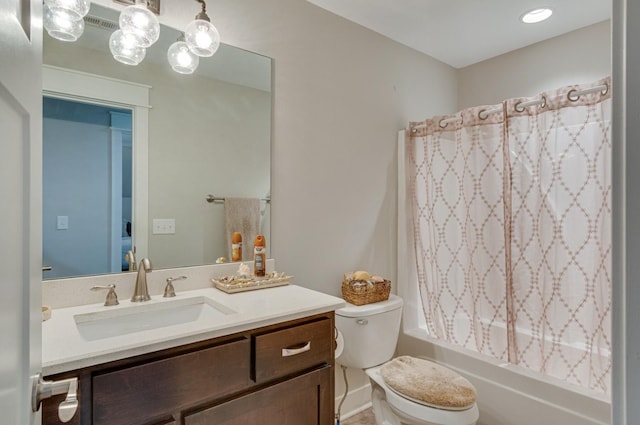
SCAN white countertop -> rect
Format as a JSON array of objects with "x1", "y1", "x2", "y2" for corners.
[{"x1": 42, "y1": 284, "x2": 345, "y2": 376}]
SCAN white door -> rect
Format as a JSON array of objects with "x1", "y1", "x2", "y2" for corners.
[{"x1": 0, "y1": 0, "x2": 43, "y2": 423}]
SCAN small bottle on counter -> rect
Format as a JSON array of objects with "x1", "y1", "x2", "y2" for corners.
[
  {"x1": 253, "y1": 234, "x2": 266, "y2": 277},
  {"x1": 231, "y1": 232, "x2": 243, "y2": 262}
]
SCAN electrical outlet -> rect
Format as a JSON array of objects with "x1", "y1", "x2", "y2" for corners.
[{"x1": 152, "y1": 218, "x2": 175, "y2": 234}]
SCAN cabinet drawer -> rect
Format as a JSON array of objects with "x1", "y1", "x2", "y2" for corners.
[
  {"x1": 253, "y1": 318, "x2": 332, "y2": 383},
  {"x1": 92, "y1": 337, "x2": 250, "y2": 425}
]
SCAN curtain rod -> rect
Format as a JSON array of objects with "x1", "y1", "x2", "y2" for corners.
[
  {"x1": 206, "y1": 194, "x2": 271, "y2": 204},
  {"x1": 411, "y1": 83, "x2": 608, "y2": 132}
]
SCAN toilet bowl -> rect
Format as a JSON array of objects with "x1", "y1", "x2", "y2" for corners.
[
  {"x1": 335, "y1": 294, "x2": 479, "y2": 425},
  {"x1": 366, "y1": 366, "x2": 479, "y2": 425}
]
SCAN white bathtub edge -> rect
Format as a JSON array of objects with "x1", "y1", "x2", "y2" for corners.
[{"x1": 398, "y1": 328, "x2": 611, "y2": 425}]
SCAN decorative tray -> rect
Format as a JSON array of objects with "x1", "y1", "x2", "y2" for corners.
[{"x1": 212, "y1": 272, "x2": 293, "y2": 293}]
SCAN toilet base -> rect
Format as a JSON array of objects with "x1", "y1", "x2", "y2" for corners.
[{"x1": 371, "y1": 384, "x2": 401, "y2": 425}]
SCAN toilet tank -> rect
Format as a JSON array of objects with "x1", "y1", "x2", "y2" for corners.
[{"x1": 335, "y1": 294, "x2": 403, "y2": 369}]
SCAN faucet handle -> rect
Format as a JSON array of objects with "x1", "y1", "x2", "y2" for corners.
[
  {"x1": 163, "y1": 276, "x2": 187, "y2": 298},
  {"x1": 91, "y1": 284, "x2": 119, "y2": 306}
]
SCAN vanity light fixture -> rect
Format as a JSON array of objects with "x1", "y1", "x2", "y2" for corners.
[
  {"x1": 109, "y1": 29, "x2": 146, "y2": 65},
  {"x1": 45, "y1": 0, "x2": 90, "y2": 21},
  {"x1": 118, "y1": 0, "x2": 160, "y2": 48},
  {"x1": 520, "y1": 8, "x2": 553, "y2": 24},
  {"x1": 167, "y1": 33, "x2": 200, "y2": 74},
  {"x1": 44, "y1": 5, "x2": 86, "y2": 41},
  {"x1": 43, "y1": 0, "x2": 90, "y2": 41},
  {"x1": 184, "y1": 0, "x2": 220, "y2": 57},
  {"x1": 49, "y1": 0, "x2": 219, "y2": 71}
]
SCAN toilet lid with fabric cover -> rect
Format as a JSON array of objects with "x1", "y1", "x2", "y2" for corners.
[{"x1": 380, "y1": 356, "x2": 477, "y2": 411}]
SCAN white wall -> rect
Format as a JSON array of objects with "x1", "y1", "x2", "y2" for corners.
[
  {"x1": 612, "y1": 1, "x2": 640, "y2": 423},
  {"x1": 458, "y1": 21, "x2": 611, "y2": 108}
]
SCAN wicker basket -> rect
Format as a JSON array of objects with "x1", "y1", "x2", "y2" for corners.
[{"x1": 341, "y1": 274, "x2": 391, "y2": 306}]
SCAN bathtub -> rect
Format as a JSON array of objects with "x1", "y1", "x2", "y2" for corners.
[
  {"x1": 395, "y1": 252, "x2": 611, "y2": 425},
  {"x1": 396, "y1": 131, "x2": 611, "y2": 425},
  {"x1": 397, "y1": 321, "x2": 611, "y2": 425}
]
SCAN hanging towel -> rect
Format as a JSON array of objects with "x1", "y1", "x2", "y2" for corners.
[{"x1": 224, "y1": 197, "x2": 261, "y2": 262}]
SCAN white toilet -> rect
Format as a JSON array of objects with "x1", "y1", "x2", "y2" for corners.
[{"x1": 335, "y1": 294, "x2": 479, "y2": 425}]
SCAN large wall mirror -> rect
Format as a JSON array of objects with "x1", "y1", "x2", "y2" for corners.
[{"x1": 43, "y1": 3, "x2": 272, "y2": 280}]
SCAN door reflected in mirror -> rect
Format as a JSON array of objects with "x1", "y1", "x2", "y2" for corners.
[
  {"x1": 43, "y1": 97, "x2": 133, "y2": 279},
  {"x1": 42, "y1": 3, "x2": 272, "y2": 280}
]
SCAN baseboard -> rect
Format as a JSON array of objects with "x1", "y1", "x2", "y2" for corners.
[{"x1": 335, "y1": 382, "x2": 372, "y2": 421}]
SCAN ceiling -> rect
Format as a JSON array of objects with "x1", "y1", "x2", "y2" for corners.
[{"x1": 306, "y1": 0, "x2": 611, "y2": 69}]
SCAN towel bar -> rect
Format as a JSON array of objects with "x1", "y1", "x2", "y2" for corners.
[{"x1": 206, "y1": 194, "x2": 270, "y2": 204}]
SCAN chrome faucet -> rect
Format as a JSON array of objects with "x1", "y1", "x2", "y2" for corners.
[{"x1": 131, "y1": 258, "x2": 152, "y2": 302}]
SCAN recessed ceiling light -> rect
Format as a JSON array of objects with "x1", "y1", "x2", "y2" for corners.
[{"x1": 520, "y1": 8, "x2": 553, "y2": 24}]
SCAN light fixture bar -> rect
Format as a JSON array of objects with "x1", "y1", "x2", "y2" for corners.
[
  {"x1": 84, "y1": 15, "x2": 119, "y2": 31},
  {"x1": 113, "y1": 0, "x2": 160, "y2": 15}
]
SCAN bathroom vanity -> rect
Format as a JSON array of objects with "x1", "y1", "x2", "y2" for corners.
[{"x1": 41, "y1": 283, "x2": 344, "y2": 425}]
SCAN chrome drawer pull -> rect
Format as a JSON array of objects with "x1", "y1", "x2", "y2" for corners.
[{"x1": 282, "y1": 341, "x2": 311, "y2": 357}]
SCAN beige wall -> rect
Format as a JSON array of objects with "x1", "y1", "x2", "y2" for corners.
[
  {"x1": 458, "y1": 20, "x2": 611, "y2": 108},
  {"x1": 214, "y1": 0, "x2": 458, "y2": 295},
  {"x1": 87, "y1": 0, "x2": 459, "y2": 296}
]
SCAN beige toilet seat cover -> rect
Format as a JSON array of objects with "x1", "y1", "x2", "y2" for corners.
[{"x1": 380, "y1": 356, "x2": 477, "y2": 410}]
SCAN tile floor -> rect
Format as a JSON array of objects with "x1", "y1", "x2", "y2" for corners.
[{"x1": 341, "y1": 407, "x2": 375, "y2": 424}]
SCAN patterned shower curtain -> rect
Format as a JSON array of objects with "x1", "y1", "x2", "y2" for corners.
[{"x1": 408, "y1": 77, "x2": 611, "y2": 393}]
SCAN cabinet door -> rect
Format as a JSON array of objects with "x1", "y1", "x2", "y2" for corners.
[
  {"x1": 184, "y1": 366, "x2": 332, "y2": 425},
  {"x1": 93, "y1": 337, "x2": 250, "y2": 425}
]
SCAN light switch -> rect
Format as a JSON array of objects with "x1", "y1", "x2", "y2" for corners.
[
  {"x1": 57, "y1": 215, "x2": 69, "y2": 230},
  {"x1": 152, "y1": 218, "x2": 175, "y2": 234}
]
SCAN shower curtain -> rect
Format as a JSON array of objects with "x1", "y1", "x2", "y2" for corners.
[{"x1": 408, "y1": 77, "x2": 611, "y2": 393}]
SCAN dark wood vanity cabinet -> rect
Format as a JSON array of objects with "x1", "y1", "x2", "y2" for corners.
[
  {"x1": 43, "y1": 312, "x2": 335, "y2": 425},
  {"x1": 184, "y1": 367, "x2": 332, "y2": 425}
]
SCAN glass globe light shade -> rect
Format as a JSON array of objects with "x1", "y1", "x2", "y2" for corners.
[
  {"x1": 109, "y1": 29, "x2": 146, "y2": 66},
  {"x1": 44, "y1": 0, "x2": 89, "y2": 21},
  {"x1": 44, "y1": 5, "x2": 85, "y2": 42},
  {"x1": 184, "y1": 19, "x2": 219, "y2": 57},
  {"x1": 167, "y1": 40, "x2": 199, "y2": 74},
  {"x1": 119, "y1": 3, "x2": 160, "y2": 48}
]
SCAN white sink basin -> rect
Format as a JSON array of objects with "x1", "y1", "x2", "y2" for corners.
[{"x1": 74, "y1": 296, "x2": 236, "y2": 341}]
